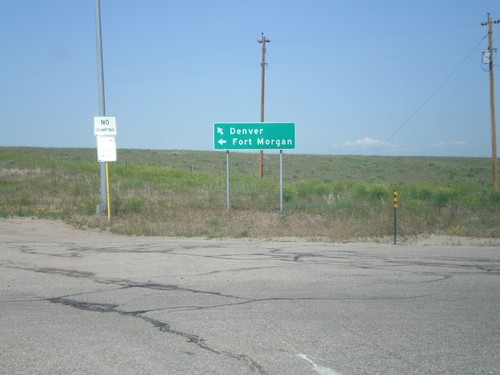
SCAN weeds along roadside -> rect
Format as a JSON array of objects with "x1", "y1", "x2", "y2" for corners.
[{"x1": 0, "y1": 147, "x2": 499, "y2": 240}]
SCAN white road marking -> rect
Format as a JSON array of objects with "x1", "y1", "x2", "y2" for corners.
[{"x1": 297, "y1": 354, "x2": 341, "y2": 375}]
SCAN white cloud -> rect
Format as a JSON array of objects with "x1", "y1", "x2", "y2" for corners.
[
  {"x1": 433, "y1": 140, "x2": 467, "y2": 148},
  {"x1": 342, "y1": 137, "x2": 384, "y2": 147}
]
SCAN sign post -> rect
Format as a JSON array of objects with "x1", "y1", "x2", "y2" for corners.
[
  {"x1": 393, "y1": 191, "x2": 398, "y2": 244},
  {"x1": 226, "y1": 151, "x2": 230, "y2": 210},
  {"x1": 94, "y1": 0, "x2": 107, "y2": 216},
  {"x1": 280, "y1": 150, "x2": 283, "y2": 211},
  {"x1": 94, "y1": 116, "x2": 117, "y2": 221},
  {"x1": 213, "y1": 122, "x2": 295, "y2": 211}
]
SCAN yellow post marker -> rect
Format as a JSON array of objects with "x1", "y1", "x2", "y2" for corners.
[
  {"x1": 106, "y1": 162, "x2": 111, "y2": 222},
  {"x1": 393, "y1": 191, "x2": 398, "y2": 244}
]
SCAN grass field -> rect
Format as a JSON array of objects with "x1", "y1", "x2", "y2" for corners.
[{"x1": 1, "y1": 147, "x2": 499, "y2": 240}]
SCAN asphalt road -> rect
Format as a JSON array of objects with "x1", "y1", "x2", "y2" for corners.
[{"x1": 0, "y1": 219, "x2": 499, "y2": 374}]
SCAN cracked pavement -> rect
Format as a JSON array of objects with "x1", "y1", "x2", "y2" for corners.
[{"x1": 0, "y1": 218, "x2": 499, "y2": 374}]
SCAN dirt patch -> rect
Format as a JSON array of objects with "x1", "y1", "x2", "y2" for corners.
[
  {"x1": 1, "y1": 217, "x2": 500, "y2": 247},
  {"x1": 0, "y1": 217, "x2": 117, "y2": 242}
]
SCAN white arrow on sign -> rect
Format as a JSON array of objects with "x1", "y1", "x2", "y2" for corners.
[
  {"x1": 218, "y1": 139, "x2": 227, "y2": 146},
  {"x1": 217, "y1": 127, "x2": 224, "y2": 135}
]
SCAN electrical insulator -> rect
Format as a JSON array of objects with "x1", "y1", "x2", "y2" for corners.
[{"x1": 483, "y1": 50, "x2": 491, "y2": 65}]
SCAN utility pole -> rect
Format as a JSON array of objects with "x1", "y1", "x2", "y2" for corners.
[
  {"x1": 482, "y1": 13, "x2": 500, "y2": 191},
  {"x1": 258, "y1": 33, "x2": 270, "y2": 178}
]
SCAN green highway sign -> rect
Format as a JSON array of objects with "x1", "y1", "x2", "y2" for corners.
[{"x1": 213, "y1": 122, "x2": 295, "y2": 150}]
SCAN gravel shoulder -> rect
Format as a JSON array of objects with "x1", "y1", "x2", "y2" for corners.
[{"x1": 2, "y1": 217, "x2": 500, "y2": 247}]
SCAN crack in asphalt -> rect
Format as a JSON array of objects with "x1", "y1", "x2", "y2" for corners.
[
  {"x1": 380, "y1": 258, "x2": 500, "y2": 276},
  {"x1": 3, "y1": 245, "x2": 498, "y2": 375},
  {"x1": 2, "y1": 260, "x2": 430, "y2": 375},
  {"x1": 118, "y1": 281, "x2": 248, "y2": 301},
  {"x1": 10, "y1": 241, "x2": 499, "y2": 276},
  {"x1": 0, "y1": 263, "x2": 96, "y2": 279},
  {"x1": 199, "y1": 266, "x2": 277, "y2": 276},
  {"x1": 47, "y1": 296, "x2": 268, "y2": 375},
  {"x1": 44, "y1": 291, "x2": 428, "y2": 373},
  {"x1": 14, "y1": 243, "x2": 82, "y2": 258}
]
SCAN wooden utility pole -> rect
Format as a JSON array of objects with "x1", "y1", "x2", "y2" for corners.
[
  {"x1": 482, "y1": 14, "x2": 500, "y2": 191},
  {"x1": 258, "y1": 33, "x2": 270, "y2": 178}
]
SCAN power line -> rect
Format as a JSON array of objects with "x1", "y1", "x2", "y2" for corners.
[
  {"x1": 0, "y1": 63, "x2": 259, "y2": 91},
  {"x1": 265, "y1": 51, "x2": 338, "y2": 154},
  {"x1": 266, "y1": 50, "x2": 470, "y2": 66},
  {"x1": 373, "y1": 34, "x2": 488, "y2": 156},
  {"x1": 274, "y1": 24, "x2": 478, "y2": 43},
  {"x1": 0, "y1": 42, "x2": 255, "y2": 78},
  {"x1": 108, "y1": 42, "x2": 255, "y2": 68}
]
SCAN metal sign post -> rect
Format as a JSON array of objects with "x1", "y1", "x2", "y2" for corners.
[
  {"x1": 280, "y1": 150, "x2": 283, "y2": 212},
  {"x1": 226, "y1": 151, "x2": 230, "y2": 210},
  {"x1": 94, "y1": 0, "x2": 107, "y2": 215}
]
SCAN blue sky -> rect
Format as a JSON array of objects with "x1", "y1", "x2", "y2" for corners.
[{"x1": 1, "y1": 0, "x2": 499, "y2": 156}]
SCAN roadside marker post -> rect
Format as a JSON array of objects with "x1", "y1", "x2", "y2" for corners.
[
  {"x1": 393, "y1": 191, "x2": 398, "y2": 244},
  {"x1": 106, "y1": 162, "x2": 111, "y2": 221}
]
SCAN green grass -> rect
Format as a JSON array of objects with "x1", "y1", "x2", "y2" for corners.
[{"x1": 1, "y1": 147, "x2": 499, "y2": 240}]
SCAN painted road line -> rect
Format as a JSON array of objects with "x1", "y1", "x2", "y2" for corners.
[{"x1": 297, "y1": 354, "x2": 341, "y2": 375}]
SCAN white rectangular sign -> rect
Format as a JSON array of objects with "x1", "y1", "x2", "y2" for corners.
[
  {"x1": 94, "y1": 116, "x2": 117, "y2": 136},
  {"x1": 96, "y1": 136, "x2": 117, "y2": 162}
]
